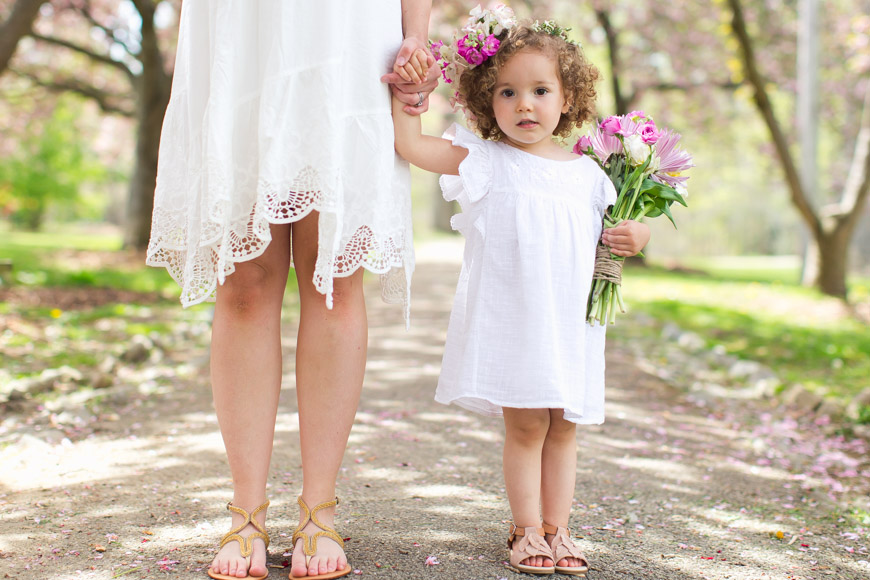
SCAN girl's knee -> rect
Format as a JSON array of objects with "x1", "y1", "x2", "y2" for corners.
[
  {"x1": 546, "y1": 411, "x2": 577, "y2": 441},
  {"x1": 504, "y1": 409, "x2": 551, "y2": 443}
]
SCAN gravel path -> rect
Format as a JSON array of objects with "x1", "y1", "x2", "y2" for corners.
[{"x1": 1, "y1": 240, "x2": 868, "y2": 580}]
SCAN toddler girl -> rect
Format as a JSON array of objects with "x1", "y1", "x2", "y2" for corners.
[{"x1": 393, "y1": 9, "x2": 649, "y2": 576}]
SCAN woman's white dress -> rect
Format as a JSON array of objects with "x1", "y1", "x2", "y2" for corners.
[
  {"x1": 435, "y1": 126, "x2": 617, "y2": 424},
  {"x1": 147, "y1": 0, "x2": 413, "y2": 318}
]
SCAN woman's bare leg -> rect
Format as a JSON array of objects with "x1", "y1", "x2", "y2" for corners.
[
  {"x1": 289, "y1": 212, "x2": 367, "y2": 578},
  {"x1": 541, "y1": 409, "x2": 583, "y2": 568},
  {"x1": 209, "y1": 224, "x2": 291, "y2": 578}
]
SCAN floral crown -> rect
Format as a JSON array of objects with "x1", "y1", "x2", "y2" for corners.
[{"x1": 430, "y1": 5, "x2": 576, "y2": 87}]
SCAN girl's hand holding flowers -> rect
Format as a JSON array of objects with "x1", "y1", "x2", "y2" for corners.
[{"x1": 601, "y1": 220, "x2": 650, "y2": 258}]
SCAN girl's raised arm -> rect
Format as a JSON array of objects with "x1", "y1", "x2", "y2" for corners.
[{"x1": 392, "y1": 96, "x2": 468, "y2": 175}]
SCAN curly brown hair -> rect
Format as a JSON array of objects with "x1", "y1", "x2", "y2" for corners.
[{"x1": 458, "y1": 24, "x2": 600, "y2": 141}]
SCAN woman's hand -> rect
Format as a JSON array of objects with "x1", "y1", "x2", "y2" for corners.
[
  {"x1": 601, "y1": 220, "x2": 650, "y2": 257},
  {"x1": 381, "y1": 37, "x2": 438, "y2": 115}
]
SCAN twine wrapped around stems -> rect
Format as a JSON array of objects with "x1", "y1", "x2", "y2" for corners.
[{"x1": 592, "y1": 244, "x2": 623, "y2": 285}]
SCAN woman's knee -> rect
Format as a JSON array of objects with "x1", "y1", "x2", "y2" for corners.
[
  {"x1": 300, "y1": 270, "x2": 365, "y2": 320},
  {"x1": 218, "y1": 261, "x2": 285, "y2": 315}
]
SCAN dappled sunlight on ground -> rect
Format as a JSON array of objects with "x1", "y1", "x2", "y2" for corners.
[{"x1": 1, "y1": 253, "x2": 868, "y2": 579}]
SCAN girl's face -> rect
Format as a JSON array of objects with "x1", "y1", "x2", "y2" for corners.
[{"x1": 492, "y1": 49, "x2": 569, "y2": 154}]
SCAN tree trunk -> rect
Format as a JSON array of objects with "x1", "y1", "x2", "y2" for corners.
[
  {"x1": 0, "y1": 0, "x2": 43, "y2": 74},
  {"x1": 814, "y1": 228, "x2": 851, "y2": 297},
  {"x1": 123, "y1": 3, "x2": 172, "y2": 250},
  {"x1": 726, "y1": 0, "x2": 870, "y2": 299}
]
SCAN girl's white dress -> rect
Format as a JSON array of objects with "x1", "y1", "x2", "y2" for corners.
[
  {"x1": 435, "y1": 126, "x2": 617, "y2": 424},
  {"x1": 146, "y1": 0, "x2": 413, "y2": 317}
]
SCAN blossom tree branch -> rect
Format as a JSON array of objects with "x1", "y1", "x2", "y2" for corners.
[
  {"x1": 11, "y1": 66, "x2": 135, "y2": 116},
  {"x1": 73, "y1": 0, "x2": 140, "y2": 59},
  {"x1": 0, "y1": 0, "x2": 44, "y2": 73},
  {"x1": 725, "y1": 0, "x2": 822, "y2": 237},
  {"x1": 30, "y1": 31, "x2": 136, "y2": 81},
  {"x1": 834, "y1": 84, "x2": 870, "y2": 226}
]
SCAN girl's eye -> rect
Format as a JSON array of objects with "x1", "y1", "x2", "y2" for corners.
[
  {"x1": 535, "y1": 88, "x2": 549, "y2": 96},
  {"x1": 501, "y1": 89, "x2": 515, "y2": 97}
]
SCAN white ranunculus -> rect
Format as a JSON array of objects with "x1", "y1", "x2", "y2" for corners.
[{"x1": 624, "y1": 134, "x2": 651, "y2": 166}]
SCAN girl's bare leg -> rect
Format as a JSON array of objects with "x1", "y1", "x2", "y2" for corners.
[
  {"x1": 502, "y1": 407, "x2": 554, "y2": 570},
  {"x1": 540, "y1": 409, "x2": 583, "y2": 568},
  {"x1": 209, "y1": 224, "x2": 291, "y2": 578},
  {"x1": 290, "y1": 212, "x2": 367, "y2": 578}
]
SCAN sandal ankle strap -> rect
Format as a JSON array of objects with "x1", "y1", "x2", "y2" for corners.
[
  {"x1": 507, "y1": 524, "x2": 546, "y2": 546},
  {"x1": 542, "y1": 522, "x2": 568, "y2": 535}
]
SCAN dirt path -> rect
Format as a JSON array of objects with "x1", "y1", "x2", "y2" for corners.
[{"x1": 1, "y1": 241, "x2": 868, "y2": 580}]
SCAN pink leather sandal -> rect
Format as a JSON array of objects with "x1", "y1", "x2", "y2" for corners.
[
  {"x1": 507, "y1": 524, "x2": 556, "y2": 575},
  {"x1": 543, "y1": 522, "x2": 589, "y2": 576}
]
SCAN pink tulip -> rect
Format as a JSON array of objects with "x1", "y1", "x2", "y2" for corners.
[
  {"x1": 573, "y1": 135, "x2": 593, "y2": 155},
  {"x1": 599, "y1": 116, "x2": 622, "y2": 136}
]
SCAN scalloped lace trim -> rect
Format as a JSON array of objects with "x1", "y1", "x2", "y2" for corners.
[{"x1": 146, "y1": 166, "x2": 411, "y2": 319}]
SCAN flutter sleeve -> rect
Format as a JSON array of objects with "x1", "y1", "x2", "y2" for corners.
[
  {"x1": 595, "y1": 171, "x2": 618, "y2": 217},
  {"x1": 438, "y1": 124, "x2": 493, "y2": 207}
]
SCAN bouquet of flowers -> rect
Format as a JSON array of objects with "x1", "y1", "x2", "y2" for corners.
[{"x1": 574, "y1": 111, "x2": 694, "y2": 326}]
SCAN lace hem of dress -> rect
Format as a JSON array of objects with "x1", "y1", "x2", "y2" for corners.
[{"x1": 146, "y1": 168, "x2": 411, "y2": 319}]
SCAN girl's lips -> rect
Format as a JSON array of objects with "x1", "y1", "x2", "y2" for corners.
[{"x1": 517, "y1": 120, "x2": 538, "y2": 128}]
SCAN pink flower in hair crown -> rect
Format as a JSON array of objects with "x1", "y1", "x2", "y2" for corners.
[{"x1": 430, "y1": 4, "x2": 516, "y2": 86}]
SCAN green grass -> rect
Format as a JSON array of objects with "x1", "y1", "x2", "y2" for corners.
[
  {"x1": 0, "y1": 228, "x2": 180, "y2": 296},
  {"x1": 618, "y1": 259, "x2": 870, "y2": 401}
]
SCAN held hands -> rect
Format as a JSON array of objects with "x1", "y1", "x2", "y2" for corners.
[
  {"x1": 381, "y1": 39, "x2": 438, "y2": 115},
  {"x1": 601, "y1": 220, "x2": 650, "y2": 257},
  {"x1": 394, "y1": 47, "x2": 431, "y2": 84}
]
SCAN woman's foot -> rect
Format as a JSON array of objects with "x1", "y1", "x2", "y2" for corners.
[
  {"x1": 289, "y1": 497, "x2": 350, "y2": 579},
  {"x1": 210, "y1": 521, "x2": 269, "y2": 578},
  {"x1": 290, "y1": 519, "x2": 348, "y2": 577},
  {"x1": 209, "y1": 501, "x2": 270, "y2": 580}
]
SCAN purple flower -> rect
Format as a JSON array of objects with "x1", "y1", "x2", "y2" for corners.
[
  {"x1": 573, "y1": 135, "x2": 593, "y2": 155},
  {"x1": 482, "y1": 34, "x2": 500, "y2": 57},
  {"x1": 639, "y1": 122, "x2": 661, "y2": 144},
  {"x1": 599, "y1": 116, "x2": 622, "y2": 136},
  {"x1": 430, "y1": 40, "x2": 444, "y2": 60},
  {"x1": 627, "y1": 110, "x2": 650, "y2": 123}
]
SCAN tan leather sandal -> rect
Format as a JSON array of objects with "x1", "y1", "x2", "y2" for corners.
[
  {"x1": 208, "y1": 500, "x2": 270, "y2": 580},
  {"x1": 289, "y1": 496, "x2": 352, "y2": 580},
  {"x1": 507, "y1": 524, "x2": 556, "y2": 575},
  {"x1": 543, "y1": 522, "x2": 589, "y2": 576}
]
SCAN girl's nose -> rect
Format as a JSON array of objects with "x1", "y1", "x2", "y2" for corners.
[{"x1": 516, "y1": 96, "x2": 532, "y2": 112}]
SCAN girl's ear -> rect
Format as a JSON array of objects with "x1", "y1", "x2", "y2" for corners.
[{"x1": 562, "y1": 99, "x2": 572, "y2": 115}]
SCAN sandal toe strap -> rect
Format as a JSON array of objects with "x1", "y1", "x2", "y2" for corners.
[
  {"x1": 219, "y1": 531, "x2": 270, "y2": 557},
  {"x1": 508, "y1": 526, "x2": 553, "y2": 565},
  {"x1": 547, "y1": 528, "x2": 587, "y2": 566}
]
